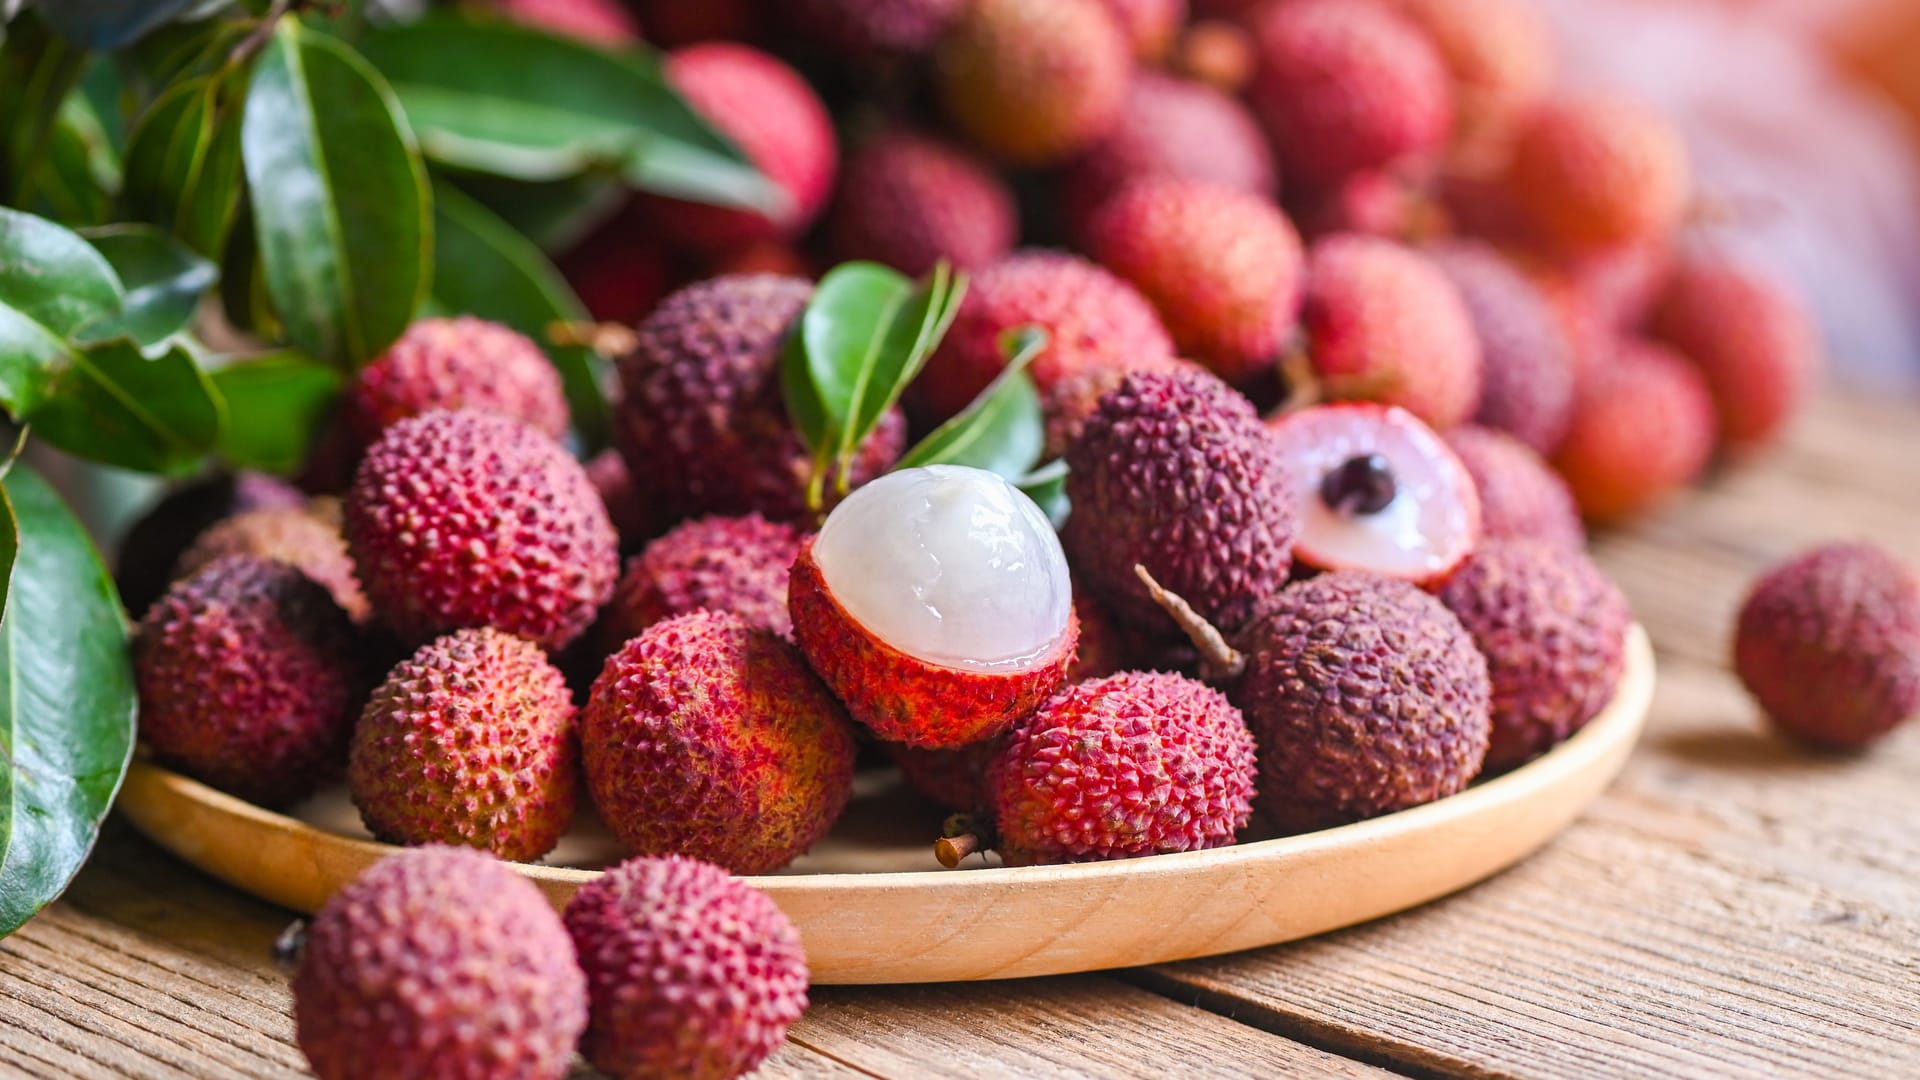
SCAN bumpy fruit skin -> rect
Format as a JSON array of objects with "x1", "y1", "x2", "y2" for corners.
[
  {"x1": 1734, "y1": 543, "x2": 1920, "y2": 750},
  {"x1": 1552, "y1": 340, "x2": 1715, "y2": 522},
  {"x1": 134, "y1": 557, "x2": 361, "y2": 807},
  {"x1": 564, "y1": 856, "x2": 808, "y2": 1080},
  {"x1": 1438, "y1": 541, "x2": 1629, "y2": 770},
  {"x1": 1301, "y1": 234, "x2": 1484, "y2": 431},
  {"x1": 828, "y1": 132, "x2": 1017, "y2": 277},
  {"x1": 1648, "y1": 255, "x2": 1818, "y2": 451},
  {"x1": 293, "y1": 846, "x2": 587, "y2": 1080},
  {"x1": 786, "y1": 0, "x2": 963, "y2": 55},
  {"x1": 990, "y1": 671, "x2": 1257, "y2": 864},
  {"x1": 1064, "y1": 369, "x2": 1297, "y2": 636},
  {"x1": 344, "y1": 316, "x2": 570, "y2": 448},
  {"x1": 1097, "y1": 0, "x2": 1186, "y2": 60},
  {"x1": 911, "y1": 251, "x2": 1177, "y2": 425},
  {"x1": 1379, "y1": 0, "x2": 1551, "y2": 158},
  {"x1": 582, "y1": 611, "x2": 857, "y2": 873},
  {"x1": 1085, "y1": 178, "x2": 1303, "y2": 386},
  {"x1": 789, "y1": 538, "x2": 1079, "y2": 748},
  {"x1": 1501, "y1": 96, "x2": 1689, "y2": 255},
  {"x1": 615, "y1": 275, "x2": 906, "y2": 519},
  {"x1": 117, "y1": 471, "x2": 304, "y2": 618},
  {"x1": 887, "y1": 739, "x2": 998, "y2": 812},
  {"x1": 1427, "y1": 242, "x2": 1575, "y2": 454},
  {"x1": 1237, "y1": 571, "x2": 1491, "y2": 833},
  {"x1": 498, "y1": 0, "x2": 639, "y2": 44},
  {"x1": 602, "y1": 514, "x2": 804, "y2": 648},
  {"x1": 175, "y1": 506, "x2": 370, "y2": 623},
  {"x1": 1248, "y1": 0, "x2": 1452, "y2": 190},
  {"x1": 345, "y1": 410, "x2": 619, "y2": 650},
  {"x1": 349, "y1": 629, "x2": 578, "y2": 861},
  {"x1": 1444, "y1": 425, "x2": 1583, "y2": 551},
  {"x1": 935, "y1": 0, "x2": 1132, "y2": 167}
]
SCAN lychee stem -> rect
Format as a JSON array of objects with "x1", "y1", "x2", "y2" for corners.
[
  {"x1": 934, "y1": 833, "x2": 982, "y2": 868},
  {"x1": 1132, "y1": 564, "x2": 1246, "y2": 680},
  {"x1": 546, "y1": 320, "x2": 638, "y2": 358}
]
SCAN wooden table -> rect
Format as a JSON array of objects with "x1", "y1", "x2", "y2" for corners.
[{"x1": 5, "y1": 393, "x2": 1918, "y2": 1079}]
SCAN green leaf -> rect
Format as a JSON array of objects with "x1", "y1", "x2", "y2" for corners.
[
  {"x1": 801, "y1": 261, "x2": 913, "y2": 441},
  {"x1": 896, "y1": 326, "x2": 1047, "y2": 480},
  {"x1": 429, "y1": 181, "x2": 609, "y2": 451},
  {"x1": 0, "y1": 464, "x2": 136, "y2": 939},
  {"x1": 33, "y1": 340, "x2": 223, "y2": 476},
  {"x1": 441, "y1": 168, "x2": 625, "y2": 254},
  {"x1": 209, "y1": 350, "x2": 341, "y2": 473},
  {"x1": 840, "y1": 263, "x2": 966, "y2": 475},
  {"x1": 0, "y1": 12, "x2": 88, "y2": 210},
  {"x1": 242, "y1": 18, "x2": 431, "y2": 367},
  {"x1": 1017, "y1": 458, "x2": 1069, "y2": 530},
  {"x1": 779, "y1": 329, "x2": 828, "y2": 458},
  {"x1": 121, "y1": 70, "x2": 246, "y2": 259},
  {"x1": 36, "y1": 0, "x2": 206, "y2": 50},
  {"x1": 26, "y1": 91, "x2": 120, "y2": 227},
  {"x1": 78, "y1": 224, "x2": 217, "y2": 347},
  {"x1": 0, "y1": 206, "x2": 126, "y2": 418}
]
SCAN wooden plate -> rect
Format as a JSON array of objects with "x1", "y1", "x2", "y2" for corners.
[{"x1": 117, "y1": 625, "x2": 1653, "y2": 984}]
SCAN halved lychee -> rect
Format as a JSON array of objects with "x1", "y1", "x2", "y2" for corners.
[
  {"x1": 1266, "y1": 403, "x2": 1480, "y2": 585},
  {"x1": 789, "y1": 465, "x2": 1079, "y2": 749}
]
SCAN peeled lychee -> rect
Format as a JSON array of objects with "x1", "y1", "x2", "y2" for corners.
[
  {"x1": 343, "y1": 316, "x2": 570, "y2": 449},
  {"x1": 790, "y1": 466, "x2": 1079, "y2": 748},
  {"x1": 1648, "y1": 254, "x2": 1818, "y2": 451},
  {"x1": 349, "y1": 628, "x2": 578, "y2": 861},
  {"x1": 1236, "y1": 571, "x2": 1491, "y2": 833},
  {"x1": 601, "y1": 513, "x2": 804, "y2": 649},
  {"x1": 615, "y1": 274, "x2": 907, "y2": 519},
  {"x1": 1378, "y1": 0, "x2": 1551, "y2": 158},
  {"x1": 1266, "y1": 403, "x2": 1481, "y2": 585},
  {"x1": 1084, "y1": 178, "x2": 1303, "y2": 386},
  {"x1": 117, "y1": 471, "x2": 305, "y2": 618},
  {"x1": 1426, "y1": 241, "x2": 1575, "y2": 455},
  {"x1": 1097, "y1": 0, "x2": 1187, "y2": 61},
  {"x1": 1439, "y1": 540, "x2": 1630, "y2": 770},
  {"x1": 134, "y1": 556, "x2": 361, "y2": 806},
  {"x1": 564, "y1": 855, "x2": 808, "y2": 1080},
  {"x1": 293, "y1": 846, "x2": 587, "y2": 1080},
  {"x1": 1444, "y1": 425, "x2": 1583, "y2": 551},
  {"x1": 1734, "y1": 542, "x2": 1920, "y2": 750},
  {"x1": 497, "y1": 0, "x2": 639, "y2": 45},
  {"x1": 582, "y1": 610, "x2": 857, "y2": 872},
  {"x1": 786, "y1": 0, "x2": 964, "y2": 56},
  {"x1": 828, "y1": 132, "x2": 1017, "y2": 277},
  {"x1": 935, "y1": 0, "x2": 1132, "y2": 167},
  {"x1": 175, "y1": 506, "x2": 369, "y2": 623},
  {"x1": 1500, "y1": 96, "x2": 1690, "y2": 255},
  {"x1": 345, "y1": 409, "x2": 619, "y2": 650},
  {"x1": 1552, "y1": 340, "x2": 1715, "y2": 522}
]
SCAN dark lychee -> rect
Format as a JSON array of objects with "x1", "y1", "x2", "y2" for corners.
[
  {"x1": 601, "y1": 513, "x2": 804, "y2": 649},
  {"x1": 175, "y1": 505, "x2": 369, "y2": 623},
  {"x1": 1649, "y1": 254, "x2": 1819, "y2": 452},
  {"x1": 785, "y1": 0, "x2": 964, "y2": 56},
  {"x1": 935, "y1": 0, "x2": 1133, "y2": 167},
  {"x1": 116, "y1": 471, "x2": 305, "y2": 618},
  {"x1": 343, "y1": 316, "x2": 569, "y2": 449},
  {"x1": 1426, "y1": 241, "x2": 1575, "y2": 454},
  {"x1": 1443, "y1": 425, "x2": 1583, "y2": 551},
  {"x1": 584, "y1": 447, "x2": 665, "y2": 550},
  {"x1": 828, "y1": 131, "x2": 1017, "y2": 277},
  {"x1": 1552, "y1": 340, "x2": 1715, "y2": 522},
  {"x1": 559, "y1": 207, "x2": 675, "y2": 325},
  {"x1": 888, "y1": 739, "x2": 998, "y2": 812}
]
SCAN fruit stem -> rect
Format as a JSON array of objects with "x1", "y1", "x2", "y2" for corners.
[
  {"x1": 935, "y1": 833, "x2": 982, "y2": 868},
  {"x1": 1132, "y1": 564, "x2": 1246, "y2": 681},
  {"x1": 547, "y1": 320, "x2": 638, "y2": 358}
]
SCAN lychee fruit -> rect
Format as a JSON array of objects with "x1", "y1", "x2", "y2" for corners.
[
  {"x1": 175, "y1": 505, "x2": 369, "y2": 623},
  {"x1": 1172, "y1": 19, "x2": 1256, "y2": 94},
  {"x1": 1299, "y1": 234, "x2": 1484, "y2": 431},
  {"x1": 1083, "y1": 177, "x2": 1303, "y2": 386},
  {"x1": 497, "y1": 0, "x2": 640, "y2": 45},
  {"x1": 348, "y1": 628, "x2": 579, "y2": 861},
  {"x1": 1438, "y1": 540, "x2": 1630, "y2": 770},
  {"x1": 293, "y1": 846, "x2": 587, "y2": 1080},
  {"x1": 790, "y1": 465, "x2": 1079, "y2": 748},
  {"x1": 615, "y1": 274, "x2": 907, "y2": 519},
  {"x1": 342, "y1": 316, "x2": 570, "y2": 449},
  {"x1": 1097, "y1": 0, "x2": 1187, "y2": 61},
  {"x1": 888, "y1": 739, "x2": 997, "y2": 812},
  {"x1": 133, "y1": 556, "x2": 361, "y2": 806},
  {"x1": 1247, "y1": 0, "x2": 1452, "y2": 191},
  {"x1": 1039, "y1": 358, "x2": 1217, "y2": 461},
  {"x1": 1266, "y1": 403, "x2": 1481, "y2": 586},
  {"x1": 1499, "y1": 96, "x2": 1690, "y2": 255},
  {"x1": 581, "y1": 610, "x2": 858, "y2": 872},
  {"x1": 631, "y1": 0, "x2": 761, "y2": 46},
  {"x1": 1734, "y1": 542, "x2": 1920, "y2": 750},
  {"x1": 117, "y1": 471, "x2": 305, "y2": 618},
  {"x1": 1443, "y1": 425, "x2": 1583, "y2": 551},
  {"x1": 785, "y1": 0, "x2": 964, "y2": 56},
  {"x1": 1551, "y1": 340, "x2": 1715, "y2": 522},
  {"x1": 1648, "y1": 254, "x2": 1819, "y2": 452},
  {"x1": 1426, "y1": 241, "x2": 1575, "y2": 454},
  {"x1": 1065, "y1": 368, "x2": 1296, "y2": 637},
  {"x1": 1377, "y1": 0, "x2": 1552, "y2": 159},
  {"x1": 910, "y1": 250, "x2": 1178, "y2": 425},
  {"x1": 560, "y1": 208, "x2": 675, "y2": 325},
  {"x1": 828, "y1": 131, "x2": 1017, "y2": 277},
  {"x1": 706, "y1": 240, "x2": 814, "y2": 280},
  {"x1": 600, "y1": 513, "x2": 804, "y2": 649},
  {"x1": 345, "y1": 409, "x2": 619, "y2": 650},
  {"x1": 935, "y1": 0, "x2": 1132, "y2": 167},
  {"x1": 1236, "y1": 571, "x2": 1491, "y2": 833},
  {"x1": 564, "y1": 855, "x2": 808, "y2": 1080},
  {"x1": 585, "y1": 447, "x2": 665, "y2": 550}
]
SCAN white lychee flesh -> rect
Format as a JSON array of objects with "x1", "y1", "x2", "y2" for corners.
[{"x1": 813, "y1": 465, "x2": 1073, "y2": 671}]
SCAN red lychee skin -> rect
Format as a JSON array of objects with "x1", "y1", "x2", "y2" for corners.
[
  {"x1": 584, "y1": 447, "x2": 665, "y2": 551},
  {"x1": 1097, "y1": 0, "x2": 1186, "y2": 61},
  {"x1": 644, "y1": 44, "x2": 837, "y2": 257},
  {"x1": 348, "y1": 629, "x2": 578, "y2": 861},
  {"x1": 989, "y1": 671, "x2": 1257, "y2": 865},
  {"x1": 910, "y1": 251, "x2": 1178, "y2": 425},
  {"x1": 1301, "y1": 234, "x2": 1484, "y2": 431},
  {"x1": 1173, "y1": 19, "x2": 1257, "y2": 94},
  {"x1": 1648, "y1": 255, "x2": 1818, "y2": 451},
  {"x1": 1734, "y1": 543, "x2": 1920, "y2": 750},
  {"x1": 786, "y1": 0, "x2": 964, "y2": 56},
  {"x1": 886, "y1": 738, "x2": 998, "y2": 812},
  {"x1": 134, "y1": 556, "x2": 361, "y2": 807},
  {"x1": 1378, "y1": 0, "x2": 1552, "y2": 159},
  {"x1": 117, "y1": 471, "x2": 305, "y2": 618},
  {"x1": 829, "y1": 132, "x2": 1017, "y2": 277},
  {"x1": 935, "y1": 0, "x2": 1133, "y2": 167},
  {"x1": 176, "y1": 506, "x2": 370, "y2": 623},
  {"x1": 581, "y1": 611, "x2": 858, "y2": 873},
  {"x1": 1084, "y1": 178, "x2": 1303, "y2": 386},
  {"x1": 1438, "y1": 540, "x2": 1629, "y2": 771},
  {"x1": 788, "y1": 537, "x2": 1081, "y2": 749},
  {"x1": 1236, "y1": 571, "x2": 1491, "y2": 834},
  {"x1": 498, "y1": 0, "x2": 639, "y2": 45},
  {"x1": 1500, "y1": 96, "x2": 1690, "y2": 256},
  {"x1": 1042, "y1": 359, "x2": 1214, "y2": 461},
  {"x1": 1064, "y1": 368, "x2": 1298, "y2": 637},
  {"x1": 563, "y1": 856, "x2": 808, "y2": 1080},
  {"x1": 706, "y1": 240, "x2": 815, "y2": 280},
  {"x1": 559, "y1": 210, "x2": 674, "y2": 325},
  {"x1": 1552, "y1": 340, "x2": 1715, "y2": 523},
  {"x1": 600, "y1": 513, "x2": 805, "y2": 650},
  {"x1": 1443, "y1": 425, "x2": 1583, "y2": 551},
  {"x1": 345, "y1": 410, "x2": 619, "y2": 651},
  {"x1": 615, "y1": 275, "x2": 905, "y2": 521},
  {"x1": 293, "y1": 846, "x2": 587, "y2": 1080},
  {"x1": 1426, "y1": 241, "x2": 1575, "y2": 454},
  {"x1": 1248, "y1": 0, "x2": 1453, "y2": 191},
  {"x1": 345, "y1": 316, "x2": 570, "y2": 450}
]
